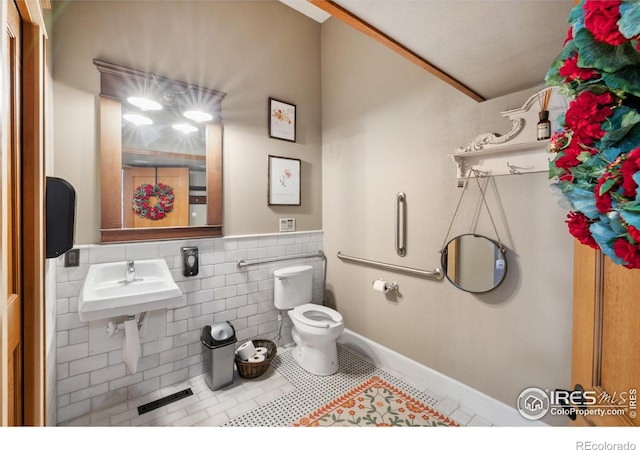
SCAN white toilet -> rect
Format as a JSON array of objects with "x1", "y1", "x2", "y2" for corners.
[{"x1": 273, "y1": 265, "x2": 344, "y2": 376}]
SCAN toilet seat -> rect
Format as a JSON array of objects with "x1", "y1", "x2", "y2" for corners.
[{"x1": 291, "y1": 304, "x2": 343, "y2": 329}]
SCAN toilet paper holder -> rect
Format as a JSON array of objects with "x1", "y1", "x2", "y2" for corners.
[
  {"x1": 372, "y1": 279, "x2": 399, "y2": 293},
  {"x1": 106, "y1": 311, "x2": 149, "y2": 338}
]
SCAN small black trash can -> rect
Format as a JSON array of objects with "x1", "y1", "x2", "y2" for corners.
[{"x1": 202, "y1": 321, "x2": 236, "y2": 390}]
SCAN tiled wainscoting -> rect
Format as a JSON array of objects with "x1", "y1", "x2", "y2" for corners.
[{"x1": 54, "y1": 231, "x2": 324, "y2": 424}]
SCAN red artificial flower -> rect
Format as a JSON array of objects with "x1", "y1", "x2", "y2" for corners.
[
  {"x1": 549, "y1": 130, "x2": 572, "y2": 153},
  {"x1": 564, "y1": 27, "x2": 573, "y2": 46},
  {"x1": 553, "y1": 140, "x2": 586, "y2": 172},
  {"x1": 559, "y1": 54, "x2": 599, "y2": 83},
  {"x1": 559, "y1": 173, "x2": 574, "y2": 182},
  {"x1": 620, "y1": 148, "x2": 640, "y2": 198},
  {"x1": 144, "y1": 184, "x2": 153, "y2": 195},
  {"x1": 595, "y1": 175, "x2": 615, "y2": 213},
  {"x1": 613, "y1": 238, "x2": 640, "y2": 269},
  {"x1": 566, "y1": 211, "x2": 599, "y2": 249},
  {"x1": 628, "y1": 225, "x2": 640, "y2": 243},
  {"x1": 554, "y1": 154, "x2": 578, "y2": 173},
  {"x1": 583, "y1": 0, "x2": 627, "y2": 46},
  {"x1": 564, "y1": 91, "x2": 614, "y2": 146}
]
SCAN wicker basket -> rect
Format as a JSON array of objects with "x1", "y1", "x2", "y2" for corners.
[{"x1": 235, "y1": 339, "x2": 277, "y2": 379}]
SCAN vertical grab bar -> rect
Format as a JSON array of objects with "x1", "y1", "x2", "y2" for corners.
[{"x1": 395, "y1": 192, "x2": 406, "y2": 256}]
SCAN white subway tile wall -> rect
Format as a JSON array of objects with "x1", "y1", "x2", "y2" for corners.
[{"x1": 54, "y1": 231, "x2": 324, "y2": 424}]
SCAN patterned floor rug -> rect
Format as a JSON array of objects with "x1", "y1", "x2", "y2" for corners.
[{"x1": 291, "y1": 375, "x2": 459, "y2": 427}]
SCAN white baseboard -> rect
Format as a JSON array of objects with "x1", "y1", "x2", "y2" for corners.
[{"x1": 338, "y1": 328, "x2": 547, "y2": 427}]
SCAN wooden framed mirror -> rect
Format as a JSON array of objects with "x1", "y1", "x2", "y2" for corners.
[{"x1": 95, "y1": 60, "x2": 226, "y2": 242}]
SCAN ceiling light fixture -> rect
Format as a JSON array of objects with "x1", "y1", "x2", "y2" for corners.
[
  {"x1": 123, "y1": 114, "x2": 153, "y2": 125},
  {"x1": 127, "y1": 96, "x2": 162, "y2": 111},
  {"x1": 172, "y1": 123, "x2": 198, "y2": 134},
  {"x1": 183, "y1": 110, "x2": 213, "y2": 123}
]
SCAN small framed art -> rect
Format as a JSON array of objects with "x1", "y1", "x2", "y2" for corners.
[
  {"x1": 269, "y1": 98, "x2": 296, "y2": 142},
  {"x1": 268, "y1": 155, "x2": 301, "y2": 206}
]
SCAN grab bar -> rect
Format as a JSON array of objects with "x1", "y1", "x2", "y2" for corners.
[
  {"x1": 395, "y1": 192, "x2": 406, "y2": 257},
  {"x1": 336, "y1": 251, "x2": 443, "y2": 280},
  {"x1": 238, "y1": 250, "x2": 324, "y2": 268}
]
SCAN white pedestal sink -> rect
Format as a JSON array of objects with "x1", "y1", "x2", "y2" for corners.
[{"x1": 78, "y1": 259, "x2": 182, "y2": 322}]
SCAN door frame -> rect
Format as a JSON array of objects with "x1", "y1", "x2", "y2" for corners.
[
  {"x1": 21, "y1": 15, "x2": 45, "y2": 427},
  {"x1": 1, "y1": 0, "x2": 48, "y2": 426}
]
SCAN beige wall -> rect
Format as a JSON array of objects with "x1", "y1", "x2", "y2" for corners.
[
  {"x1": 52, "y1": 1, "x2": 322, "y2": 244},
  {"x1": 321, "y1": 18, "x2": 573, "y2": 422}
]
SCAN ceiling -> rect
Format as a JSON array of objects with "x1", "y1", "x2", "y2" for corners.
[{"x1": 280, "y1": 0, "x2": 575, "y2": 101}]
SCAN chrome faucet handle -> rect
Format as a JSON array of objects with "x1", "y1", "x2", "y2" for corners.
[{"x1": 124, "y1": 260, "x2": 136, "y2": 283}]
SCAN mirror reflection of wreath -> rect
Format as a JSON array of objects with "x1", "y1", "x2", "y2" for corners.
[{"x1": 132, "y1": 183, "x2": 174, "y2": 220}]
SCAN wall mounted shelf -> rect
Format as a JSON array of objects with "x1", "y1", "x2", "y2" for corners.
[{"x1": 452, "y1": 87, "x2": 569, "y2": 186}]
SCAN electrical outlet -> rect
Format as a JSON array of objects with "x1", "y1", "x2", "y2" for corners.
[
  {"x1": 279, "y1": 218, "x2": 295, "y2": 232},
  {"x1": 64, "y1": 248, "x2": 80, "y2": 267}
]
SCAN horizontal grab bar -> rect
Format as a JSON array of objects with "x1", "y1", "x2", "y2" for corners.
[
  {"x1": 336, "y1": 251, "x2": 443, "y2": 280},
  {"x1": 238, "y1": 250, "x2": 324, "y2": 268}
]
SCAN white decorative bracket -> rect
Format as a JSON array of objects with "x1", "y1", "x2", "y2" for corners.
[{"x1": 452, "y1": 87, "x2": 569, "y2": 186}]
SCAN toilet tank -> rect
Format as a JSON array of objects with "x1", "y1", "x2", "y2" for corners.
[{"x1": 273, "y1": 265, "x2": 313, "y2": 309}]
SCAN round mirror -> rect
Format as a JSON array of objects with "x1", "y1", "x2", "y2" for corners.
[{"x1": 440, "y1": 234, "x2": 507, "y2": 293}]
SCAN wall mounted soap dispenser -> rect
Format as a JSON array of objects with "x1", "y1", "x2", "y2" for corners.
[{"x1": 182, "y1": 246, "x2": 199, "y2": 277}]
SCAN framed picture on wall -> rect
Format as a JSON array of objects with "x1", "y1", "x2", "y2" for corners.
[
  {"x1": 269, "y1": 98, "x2": 296, "y2": 142},
  {"x1": 268, "y1": 155, "x2": 301, "y2": 206}
]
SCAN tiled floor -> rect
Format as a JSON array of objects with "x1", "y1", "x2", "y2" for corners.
[{"x1": 62, "y1": 344, "x2": 492, "y2": 427}]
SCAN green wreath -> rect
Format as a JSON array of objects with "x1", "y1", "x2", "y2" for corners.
[{"x1": 132, "y1": 183, "x2": 174, "y2": 220}]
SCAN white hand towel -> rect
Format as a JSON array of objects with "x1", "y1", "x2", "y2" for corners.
[{"x1": 123, "y1": 318, "x2": 140, "y2": 374}]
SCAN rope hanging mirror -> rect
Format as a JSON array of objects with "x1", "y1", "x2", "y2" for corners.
[{"x1": 440, "y1": 170, "x2": 507, "y2": 293}]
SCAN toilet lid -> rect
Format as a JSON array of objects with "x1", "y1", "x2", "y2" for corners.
[{"x1": 292, "y1": 304, "x2": 343, "y2": 329}]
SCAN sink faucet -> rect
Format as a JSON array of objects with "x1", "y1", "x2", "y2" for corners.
[{"x1": 125, "y1": 260, "x2": 135, "y2": 283}]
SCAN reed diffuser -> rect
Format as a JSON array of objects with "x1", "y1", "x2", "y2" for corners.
[{"x1": 536, "y1": 88, "x2": 552, "y2": 140}]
